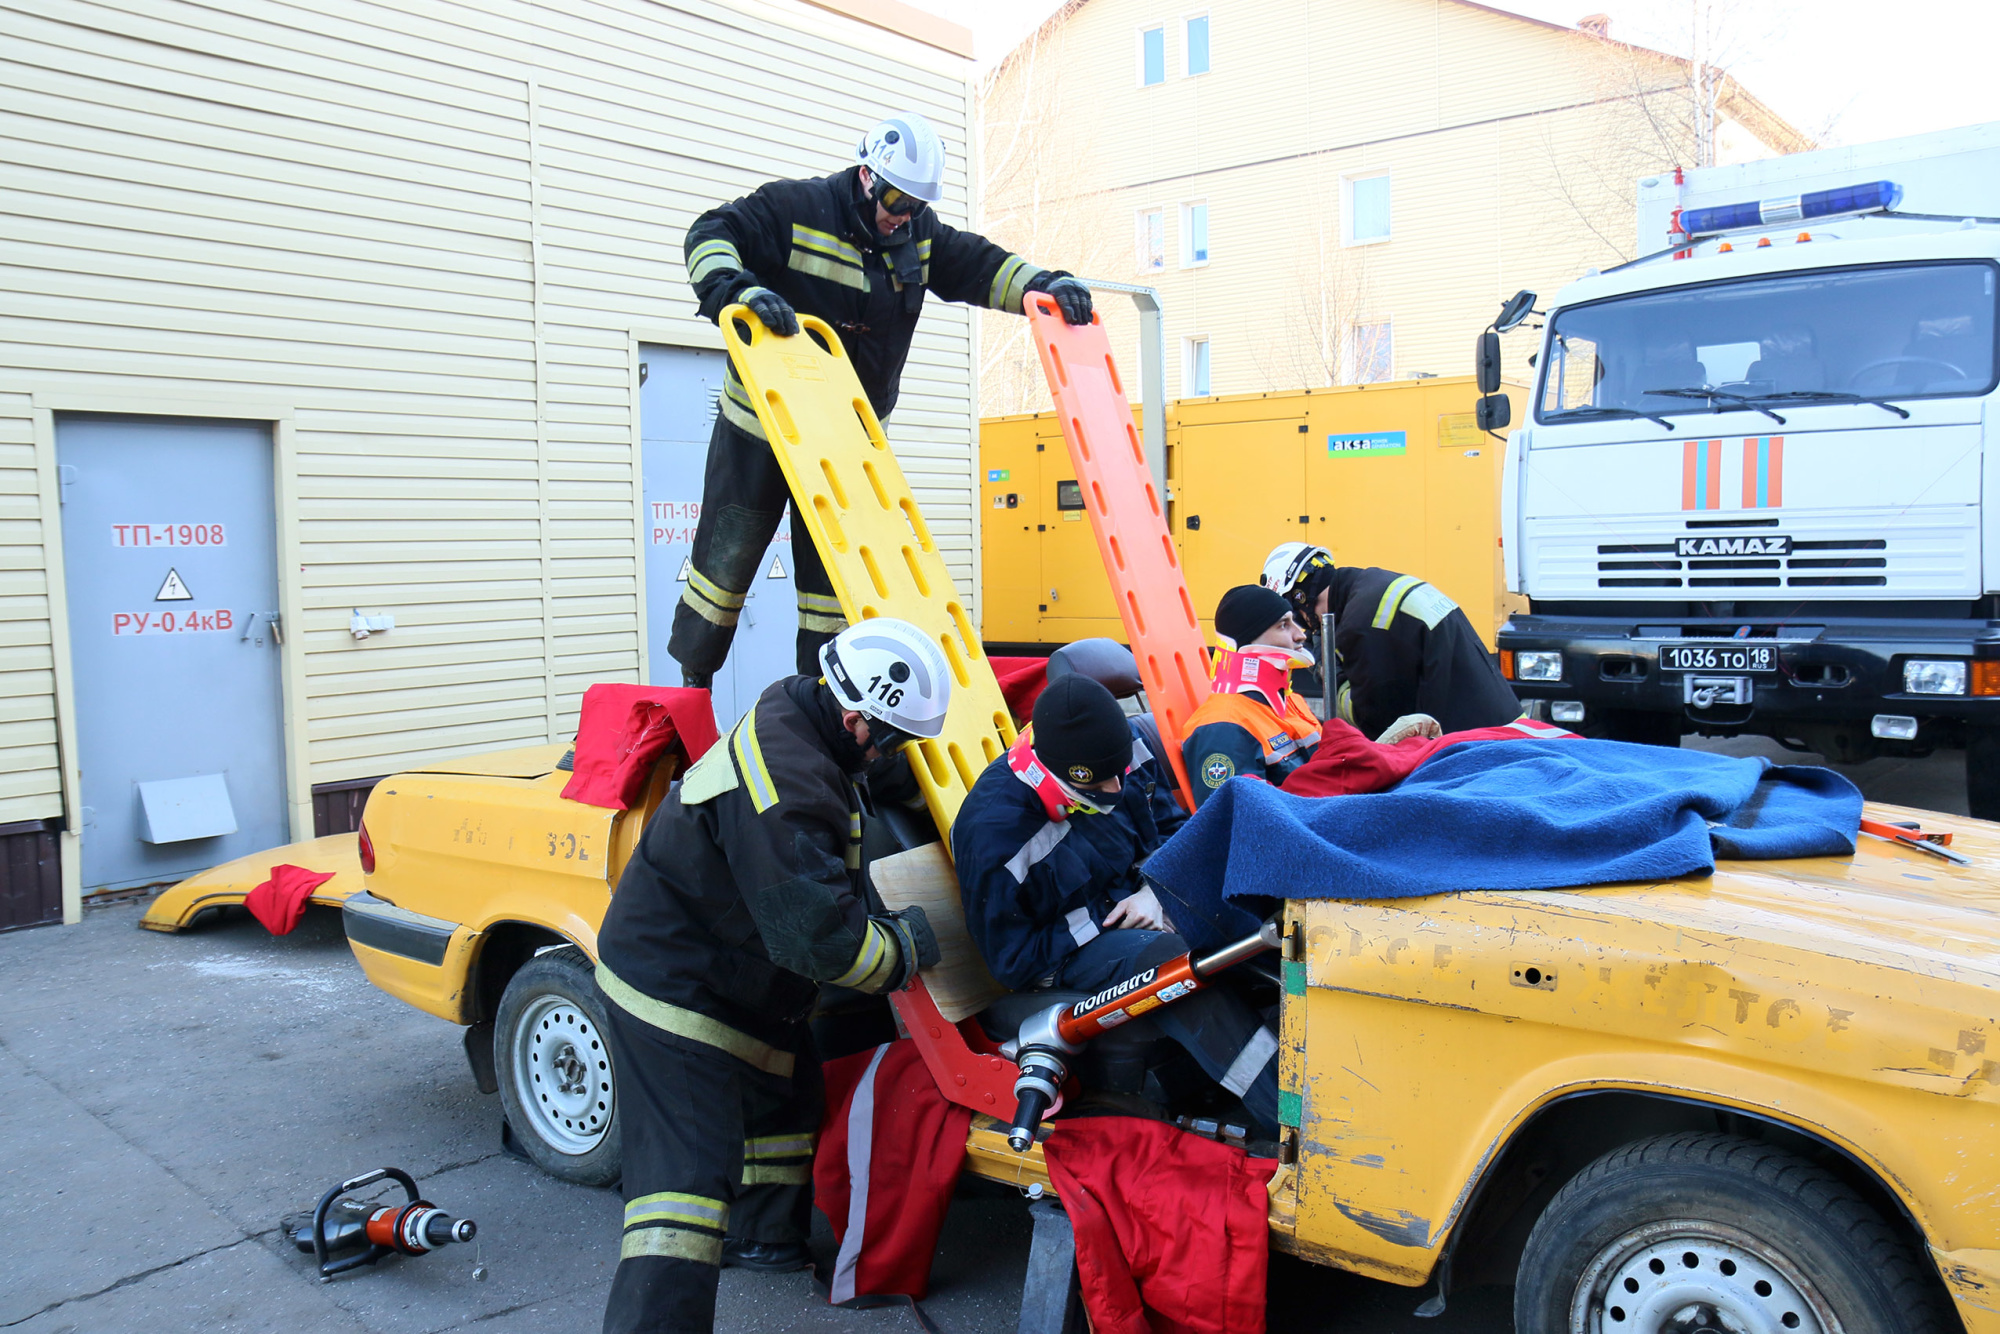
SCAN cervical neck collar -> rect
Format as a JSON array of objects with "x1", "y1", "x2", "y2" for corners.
[
  {"x1": 1006, "y1": 731, "x2": 1115, "y2": 820},
  {"x1": 1212, "y1": 646, "x2": 1311, "y2": 709}
]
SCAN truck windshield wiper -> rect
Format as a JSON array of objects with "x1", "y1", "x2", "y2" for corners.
[
  {"x1": 1543, "y1": 405, "x2": 1677, "y2": 430},
  {"x1": 1641, "y1": 387, "x2": 1787, "y2": 425},
  {"x1": 1742, "y1": 390, "x2": 1912, "y2": 420}
]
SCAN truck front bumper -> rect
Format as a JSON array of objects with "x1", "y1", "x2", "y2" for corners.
[{"x1": 1496, "y1": 613, "x2": 2000, "y2": 748}]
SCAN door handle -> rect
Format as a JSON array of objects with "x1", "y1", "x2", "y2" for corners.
[
  {"x1": 240, "y1": 612, "x2": 258, "y2": 641},
  {"x1": 266, "y1": 613, "x2": 283, "y2": 646},
  {"x1": 1185, "y1": 514, "x2": 1201, "y2": 530}
]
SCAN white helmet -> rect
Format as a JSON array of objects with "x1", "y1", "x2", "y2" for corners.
[
  {"x1": 856, "y1": 113, "x2": 945, "y2": 203},
  {"x1": 1261, "y1": 543, "x2": 1332, "y2": 596},
  {"x1": 819, "y1": 617, "x2": 952, "y2": 739}
]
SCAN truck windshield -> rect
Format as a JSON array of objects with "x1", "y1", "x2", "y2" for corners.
[{"x1": 1537, "y1": 260, "x2": 1999, "y2": 422}]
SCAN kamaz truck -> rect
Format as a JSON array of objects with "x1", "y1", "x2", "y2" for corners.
[{"x1": 1493, "y1": 122, "x2": 2000, "y2": 816}]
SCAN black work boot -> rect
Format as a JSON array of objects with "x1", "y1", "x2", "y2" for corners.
[{"x1": 720, "y1": 1237, "x2": 810, "y2": 1272}]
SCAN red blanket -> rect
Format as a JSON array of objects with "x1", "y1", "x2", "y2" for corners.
[
  {"x1": 815, "y1": 1040, "x2": 973, "y2": 1305},
  {"x1": 989, "y1": 655, "x2": 1051, "y2": 723},
  {"x1": 1281, "y1": 716, "x2": 1579, "y2": 798},
  {"x1": 244, "y1": 864, "x2": 336, "y2": 935},
  {"x1": 1042, "y1": 1118, "x2": 1277, "y2": 1334},
  {"x1": 559, "y1": 684, "x2": 718, "y2": 809}
]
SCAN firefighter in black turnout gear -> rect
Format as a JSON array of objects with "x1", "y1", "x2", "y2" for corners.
[
  {"x1": 1262, "y1": 543, "x2": 1521, "y2": 741},
  {"x1": 594, "y1": 619, "x2": 951, "y2": 1334},
  {"x1": 671, "y1": 112, "x2": 1093, "y2": 687}
]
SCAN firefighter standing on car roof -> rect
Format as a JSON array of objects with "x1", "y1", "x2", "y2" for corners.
[
  {"x1": 593, "y1": 619, "x2": 947, "y2": 1334},
  {"x1": 670, "y1": 113, "x2": 1094, "y2": 690},
  {"x1": 952, "y1": 675, "x2": 1282, "y2": 1140},
  {"x1": 1262, "y1": 543, "x2": 1522, "y2": 741},
  {"x1": 1182, "y1": 586, "x2": 1324, "y2": 809}
]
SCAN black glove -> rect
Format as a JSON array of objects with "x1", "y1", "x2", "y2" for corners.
[
  {"x1": 1025, "y1": 270, "x2": 1093, "y2": 325},
  {"x1": 738, "y1": 285, "x2": 799, "y2": 337},
  {"x1": 877, "y1": 905, "x2": 940, "y2": 992}
]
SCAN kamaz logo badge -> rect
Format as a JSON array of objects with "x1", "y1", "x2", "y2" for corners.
[
  {"x1": 1075, "y1": 968, "x2": 1157, "y2": 1016},
  {"x1": 1676, "y1": 536, "x2": 1790, "y2": 557}
]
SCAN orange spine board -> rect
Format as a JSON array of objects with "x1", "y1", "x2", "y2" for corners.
[{"x1": 1026, "y1": 296, "x2": 1208, "y2": 807}]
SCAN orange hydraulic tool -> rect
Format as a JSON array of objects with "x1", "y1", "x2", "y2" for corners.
[{"x1": 1026, "y1": 295, "x2": 1209, "y2": 807}]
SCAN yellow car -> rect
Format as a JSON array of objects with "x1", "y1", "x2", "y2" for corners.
[{"x1": 143, "y1": 747, "x2": 2000, "y2": 1333}]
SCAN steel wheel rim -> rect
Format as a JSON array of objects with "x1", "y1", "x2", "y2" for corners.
[
  {"x1": 510, "y1": 992, "x2": 613, "y2": 1155},
  {"x1": 1572, "y1": 1218, "x2": 1840, "y2": 1334}
]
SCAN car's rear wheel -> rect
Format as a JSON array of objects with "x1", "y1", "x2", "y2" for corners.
[
  {"x1": 1515, "y1": 1132, "x2": 1949, "y2": 1334},
  {"x1": 494, "y1": 946, "x2": 621, "y2": 1186}
]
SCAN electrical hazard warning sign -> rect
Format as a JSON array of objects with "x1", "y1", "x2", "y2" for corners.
[
  {"x1": 155, "y1": 568, "x2": 192, "y2": 601},
  {"x1": 767, "y1": 555, "x2": 787, "y2": 579}
]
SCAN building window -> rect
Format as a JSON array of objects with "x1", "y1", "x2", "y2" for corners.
[
  {"x1": 1346, "y1": 320, "x2": 1393, "y2": 383},
  {"x1": 1185, "y1": 14, "x2": 1210, "y2": 75},
  {"x1": 1185, "y1": 336, "x2": 1211, "y2": 396},
  {"x1": 1345, "y1": 173, "x2": 1392, "y2": 245},
  {"x1": 1180, "y1": 201, "x2": 1209, "y2": 266},
  {"x1": 1136, "y1": 208, "x2": 1165, "y2": 273},
  {"x1": 1139, "y1": 26, "x2": 1166, "y2": 86}
]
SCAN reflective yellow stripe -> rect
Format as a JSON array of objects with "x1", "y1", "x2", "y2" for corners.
[
  {"x1": 798, "y1": 591, "x2": 845, "y2": 614},
  {"x1": 792, "y1": 224, "x2": 865, "y2": 266},
  {"x1": 789, "y1": 249, "x2": 870, "y2": 291},
  {"x1": 917, "y1": 238, "x2": 932, "y2": 260},
  {"x1": 688, "y1": 239, "x2": 741, "y2": 282},
  {"x1": 625, "y1": 1191, "x2": 727, "y2": 1231},
  {"x1": 733, "y1": 708, "x2": 778, "y2": 813},
  {"x1": 719, "y1": 371, "x2": 768, "y2": 441},
  {"x1": 1337, "y1": 680, "x2": 1354, "y2": 722},
  {"x1": 830, "y1": 918, "x2": 892, "y2": 989},
  {"x1": 741, "y1": 1164, "x2": 813, "y2": 1185},
  {"x1": 1371, "y1": 575, "x2": 1424, "y2": 629},
  {"x1": 687, "y1": 567, "x2": 745, "y2": 610},
  {"x1": 621, "y1": 1227, "x2": 724, "y2": 1264},
  {"x1": 989, "y1": 256, "x2": 1025, "y2": 310},
  {"x1": 678, "y1": 584, "x2": 740, "y2": 628},
  {"x1": 595, "y1": 964, "x2": 795, "y2": 1077},
  {"x1": 797, "y1": 609, "x2": 848, "y2": 635},
  {"x1": 745, "y1": 1133, "x2": 814, "y2": 1158}
]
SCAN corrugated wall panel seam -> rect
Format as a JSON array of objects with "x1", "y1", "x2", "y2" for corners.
[
  {"x1": 2, "y1": 294, "x2": 536, "y2": 363},
  {"x1": 0, "y1": 338, "x2": 541, "y2": 400},
  {"x1": 4, "y1": 8, "x2": 529, "y2": 149},
  {"x1": 0, "y1": 64, "x2": 531, "y2": 196}
]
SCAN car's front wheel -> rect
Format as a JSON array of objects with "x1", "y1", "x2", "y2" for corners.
[
  {"x1": 494, "y1": 946, "x2": 621, "y2": 1186},
  {"x1": 1515, "y1": 1132, "x2": 1949, "y2": 1334}
]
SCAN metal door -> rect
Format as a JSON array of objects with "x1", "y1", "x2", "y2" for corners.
[
  {"x1": 57, "y1": 416, "x2": 287, "y2": 892},
  {"x1": 639, "y1": 345, "x2": 798, "y2": 731}
]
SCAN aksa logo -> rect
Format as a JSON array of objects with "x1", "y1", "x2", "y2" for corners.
[
  {"x1": 1201, "y1": 754, "x2": 1235, "y2": 788},
  {"x1": 1068, "y1": 765, "x2": 1094, "y2": 784},
  {"x1": 1676, "y1": 535, "x2": 1791, "y2": 557}
]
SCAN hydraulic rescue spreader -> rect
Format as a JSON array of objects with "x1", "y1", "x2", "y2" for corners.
[{"x1": 1005, "y1": 918, "x2": 1283, "y2": 1152}]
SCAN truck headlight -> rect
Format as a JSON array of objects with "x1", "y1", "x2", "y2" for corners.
[
  {"x1": 1515, "y1": 650, "x2": 1564, "y2": 682},
  {"x1": 1903, "y1": 660, "x2": 1967, "y2": 695}
]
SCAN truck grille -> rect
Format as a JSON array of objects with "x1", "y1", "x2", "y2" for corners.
[{"x1": 1597, "y1": 538, "x2": 1886, "y2": 590}]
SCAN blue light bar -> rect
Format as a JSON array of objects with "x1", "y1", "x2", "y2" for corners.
[{"x1": 1680, "y1": 180, "x2": 1904, "y2": 237}]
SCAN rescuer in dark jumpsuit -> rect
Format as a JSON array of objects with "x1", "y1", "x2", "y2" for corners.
[
  {"x1": 593, "y1": 618, "x2": 950, "y2": 1334},
  {"x1": 670, "y1": 112, "x2": 1092, "y2": 688},
  {"x1": 1263, "y1": 543, "x2": 1522, "y2": 741}
]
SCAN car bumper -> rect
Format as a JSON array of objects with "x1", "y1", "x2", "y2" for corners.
[{"x1": 1496, "y1": 614, "x2": 2000, "y2": 738}]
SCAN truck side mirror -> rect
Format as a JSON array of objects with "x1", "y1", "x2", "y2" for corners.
[
  {"x1": 1494, "y1": 290, "x2": 1537, "y2": 333},
  {"x1": 1476, "y1": 331, "x2": 1502, "y2": 394},
  {"x1": 1476, "y1": 393, "x2": 1511, "y2": 432}
]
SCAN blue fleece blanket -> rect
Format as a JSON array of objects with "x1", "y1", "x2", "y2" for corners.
[{"x1": 1145, "y1": 739, "x2": 1862, "y2": 953}]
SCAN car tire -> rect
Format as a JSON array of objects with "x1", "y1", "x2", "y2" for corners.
[
  {"x1": 494, "y1": 946, "x2": 621, "y2": 1186},
  {"x1": 1515, "y1": 1132, "x2": 1950, "y2": 1334},
  {"x1": 1966, "y1": 725, "x2": 2000, "y2": 821}
]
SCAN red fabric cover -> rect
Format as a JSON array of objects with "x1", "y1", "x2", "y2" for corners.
[
  {"x1": 815, "y1": 1040, "x2": 973, "y2": 1304},
  {"x1": 559, "y1": 684, "x2": 719, "y2": 810},
  {"x1": 244, "y1": 864, "x2": 336, "y2": 936},
  {"x1": 1041, "y1": 1117, "x2": 1277, "y2": 1334},
  {"x1": 1280, "y1": 718, "x2": 1580, "y2": 799},
  {"x1": 989, "y1": 656, "x2": 1051, "y2": 722}
]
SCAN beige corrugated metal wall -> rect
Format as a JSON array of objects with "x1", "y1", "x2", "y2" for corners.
[{"x1": 0, "y1": 0, "x2": 979, "y2": 912}]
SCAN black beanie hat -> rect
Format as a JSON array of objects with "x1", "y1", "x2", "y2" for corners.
[
  {"x1": 1214, "y1": 584, "x2": 1291, "y2": 648},
  {"x1": 1031, "y1": 675, "x2": 1132, "y2": 787}
]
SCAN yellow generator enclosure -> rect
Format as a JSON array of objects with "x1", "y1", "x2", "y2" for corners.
[{"x1": 979, "y1": 376, "x2": 1525, "y2": 649}]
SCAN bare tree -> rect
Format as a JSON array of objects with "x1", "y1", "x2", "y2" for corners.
[{"x1": 1249, "y1": 215, "x2": 1379, "y2": 390}]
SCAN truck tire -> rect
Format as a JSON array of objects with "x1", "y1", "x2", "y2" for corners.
[
  {"x1": 1598, "y1": 708, "x2": 1682, "y2": 748},
  {"x1": 494, "y1": 946, "x2": 621, "y2": 1186},
  {"x1": 1967, "y1": 726, "x2": 2000, "y2": 822},
  {"x1": 1515, "y1": 1132, "x2": 1950, "y2": 1334}
]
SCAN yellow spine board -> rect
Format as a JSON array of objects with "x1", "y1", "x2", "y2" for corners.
[{"x1": 722, "y1": 307, "x2": 1016, "y2": 837}]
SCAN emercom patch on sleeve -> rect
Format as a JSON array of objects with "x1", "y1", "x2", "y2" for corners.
[
  {"x1": 678, "y1": 732, "x2": 741, "y2": 806},
  {"x1": 1400, "y1": 581, "x2": 1458, "y2": 629}
]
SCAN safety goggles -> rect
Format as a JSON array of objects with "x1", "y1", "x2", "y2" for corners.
[{"x1": 872, "y1": 179, "x2": 927, "y2": 218}]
